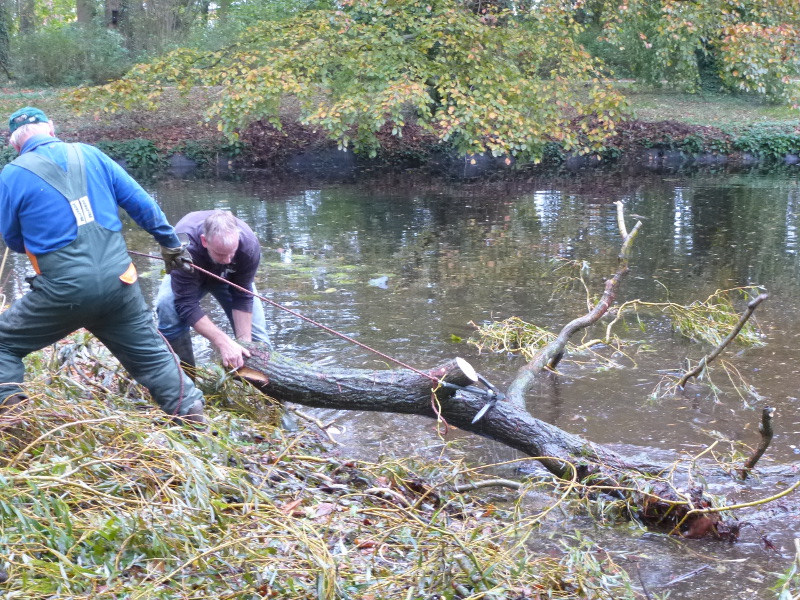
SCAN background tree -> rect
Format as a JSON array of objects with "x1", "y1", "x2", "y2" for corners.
[
  {"x1": 17, "y1": 0, "x2": 33, "y2": 32},
  {"x1": 591, "y1": 0, "x2": 800, "y2": 105},
  {"x1": 68, "y1": 0, "x2": 627, "y2": 162},
  {"x1": 0, "y1": 0, "x2": 9, "y2": 78},
  {"x1": 119, "y1": 0, "x2": 210, "y2": 55},
  {"x1": 77, "y1": 0, "x2": 96, "y2": 24}
]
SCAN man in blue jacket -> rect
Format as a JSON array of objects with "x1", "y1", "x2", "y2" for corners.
[{"x1": 0, "y1": 106, "x2": 206, "y2": 425}]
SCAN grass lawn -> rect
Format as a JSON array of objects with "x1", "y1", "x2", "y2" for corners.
[
  {"x1": 0, "y1": 86, "x2": 220, "y2": 146},
  {"x1": 619, "y1": 86, "x2": 799, "y2": 129}
]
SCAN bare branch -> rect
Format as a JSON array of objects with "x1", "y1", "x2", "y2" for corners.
[
  {"x1": 505, "y1": 213, "x2": 642, "y2": 407},
  {"x1": 741, "y1": 406, "x2": 775, "y2": 479},
  {"x1": 614, "y1": 200, "x2": 628, "y2": 239},
  {"x1": 677, "y1": 293, "x2": 768, "y2": 388}
]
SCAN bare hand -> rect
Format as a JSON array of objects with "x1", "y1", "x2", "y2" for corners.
[{"x1": 218, "y1": 337, "x2": 251, "y2": 370}]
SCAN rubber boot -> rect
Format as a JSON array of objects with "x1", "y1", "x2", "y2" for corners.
[
  {"x1": 171, "y1": 399, "x2": 207, "y2": 429},
  {"x1": 0, "y1": 393, "x2": 28, "y2": 416},
  {"x1": 167, "y1": 332, "x2": 197, "y2": 380}
]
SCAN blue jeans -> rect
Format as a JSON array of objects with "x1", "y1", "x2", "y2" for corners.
[{"x1": 155, "y1": 275, "x2": 270, "y2": 345}]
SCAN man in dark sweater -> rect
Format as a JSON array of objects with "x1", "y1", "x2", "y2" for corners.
[{"x1": 155, "y1": 210, "x2": 270, "y2": 373}]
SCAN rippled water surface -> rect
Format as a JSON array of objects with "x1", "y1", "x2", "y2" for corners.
[{"x1": 6, "y1": 168, "x2": 799, "y2": 599}]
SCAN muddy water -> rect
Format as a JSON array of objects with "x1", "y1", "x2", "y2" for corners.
[{"x1": 6, "y1": 168, "x2": 798, "y2": 598}]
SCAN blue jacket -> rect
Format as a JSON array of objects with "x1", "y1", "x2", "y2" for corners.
[{"x1": 0, "y1": 135, "x2": 180, "y2": 255}]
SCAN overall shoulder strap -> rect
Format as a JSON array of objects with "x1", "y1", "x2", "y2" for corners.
[{"x1": 11, "y1": 143, "x2": 88, "y2": 201}]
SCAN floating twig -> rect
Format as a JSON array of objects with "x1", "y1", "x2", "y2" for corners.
[
  {"x1": 664, "y1": 564, "x2": 711, "y2": 587},
  {"x1": 452, "y1": 478, "x2": 522, "y2": 492}
]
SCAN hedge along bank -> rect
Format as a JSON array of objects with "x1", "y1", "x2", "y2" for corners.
[{"x1": 0, "y1": 117, "x2": 798, "y2": 176}]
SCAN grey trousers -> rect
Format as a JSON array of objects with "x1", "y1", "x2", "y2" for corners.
[{"x1": 0, "y1": 271, "x2": 203, "y2": 416}]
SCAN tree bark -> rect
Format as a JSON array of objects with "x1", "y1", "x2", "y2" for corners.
[
  {"x1": 236, "y1": 344, "x2": 738, "y2": 537},
  {"x1": 741, "y1": 406, "x2": 775, "y2": 479},
  {"x1": 238, "y1": 345, "x2": 646, "y2": 480},
  {"x1": 77, "y1": 0, "x2": 96, "y2": 24},
  {"x1": 0, "y1": 0, "x2": 10, "y2": 80},
  {"x1": 18, "y1": 0, "x2": 35, "y2": 34},
  {"x1": 678, "y1": 293, "x2": 768, "y2": 388}
]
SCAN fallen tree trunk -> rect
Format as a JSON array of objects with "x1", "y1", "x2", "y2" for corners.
[
  {"x1": 236, "y1": 204, "x2": 650, "y2": 480},
  {"x1": 230, "y1": 203, "x2": 749, "y2": 538},
  {"x1": 237, "y1": 344, "x2": 739, "y2": 538},
  {"x1": 238, "y1": 345, "x2": 647, "y2": 480}
]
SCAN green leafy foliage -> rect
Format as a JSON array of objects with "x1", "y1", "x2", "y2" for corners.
[
  {"x1": 95, "y1": 138, "x2": 163, "y2": 170},
  {"x1": 13, "y1": 22, "x2": 131, "y2": 86},
  {"x1": 772, "y1": 540, "x2": 800, "y2": 600},
  {"x1": 732, "y1": 121, "x2": 800, "y2": 160},
  {"x1": 470, "y1": 316, "x2": 559, "y2": 362},
  {"x1": 0, "y1": 146, "x2": 18, "y2": 169},
  {"x1": 67, "y1": 0, "x2": 627, "y2": 162},
  {"x1": 593, "y1": 0, "x2": 800, "y2": 106}
]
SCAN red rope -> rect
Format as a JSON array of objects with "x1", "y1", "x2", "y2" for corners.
[{"x1": 130, "y1": 250, "x2": 440, "y2": 383}]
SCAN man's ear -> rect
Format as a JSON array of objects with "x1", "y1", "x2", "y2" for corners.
[
  {"x1": 200, "y1": 234, "x2": 208, "y2": 249},
  {"x1": 47, "y1": 121, "x2": 55, "y2": 137}
]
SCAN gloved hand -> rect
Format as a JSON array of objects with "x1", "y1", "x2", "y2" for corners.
[{"x1": 161, "y1": 245, "x2": 194, "y2": 274}]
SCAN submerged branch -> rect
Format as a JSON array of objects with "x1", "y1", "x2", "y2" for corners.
[{"x1": 452, "y1": 478, "x2": 523, "y2": 492}]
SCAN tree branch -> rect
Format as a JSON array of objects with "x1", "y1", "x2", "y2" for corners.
[
  {"x1": 505, "y1": 216, "x2": 642, "y2": 407},
  {"x1": 741, "y1": 406, "x2": 775, "y2": 479},
  {"x1": 677, "y1": 293, "x2": 768, "y2": 388}
]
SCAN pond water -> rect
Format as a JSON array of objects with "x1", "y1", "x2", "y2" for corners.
[{"x1": 3, "y1": 166, "x2": 799, "y2": 598}]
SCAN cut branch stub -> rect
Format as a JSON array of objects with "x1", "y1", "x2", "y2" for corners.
[
  {"x1": 741, "y1": 406, "x2": 775, "y2": 479},
  {"x1": 456, "y1": 356, "x2": 479, "y2": 383}
]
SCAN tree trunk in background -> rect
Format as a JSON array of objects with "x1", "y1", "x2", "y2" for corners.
[
  {"x1": 216, "y1": 0, "x2": 230, "y2": 23},
  {"x1": 0, "y1": 0, "x2": 10, "y2": 79},
  {"x1": 118, "y1": 0, "x2": 136, "y2": 50},
  {"x1": 105, "y1": 0, "x2": 120, "y2": 28},
  {"x1": 18, "y1": 0, "x2": 34, "y2": 33},
  {"x1": 106, "y1": 0, "x2": 137, "y2": 48},
  {"x1": 77, "y1": 0, "x2": 96, "y2": 24},
  {"x1": 199, "y1": 0, "x2": 209, "y2": 26}
]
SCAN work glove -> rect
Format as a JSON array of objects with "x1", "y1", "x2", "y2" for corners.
[{"x1": 161, "y1": 245, "x2": 194, "y2": 274}]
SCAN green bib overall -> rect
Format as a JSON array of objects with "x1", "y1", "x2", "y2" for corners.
[{"x1": 0, "y1": 144, "x2": 203, "y2": 416}]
